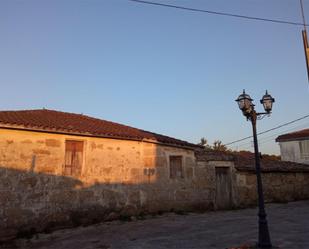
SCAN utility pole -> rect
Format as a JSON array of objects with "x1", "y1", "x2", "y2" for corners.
[{"x1": 300, "y1": 0, "x2": 309, "y2": 81}]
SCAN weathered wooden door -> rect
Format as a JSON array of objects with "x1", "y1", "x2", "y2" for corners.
[
  {"x1": 169, "y1": 156, "x2": 183, "y2": 179},
  {"x1": 215, "y1": 167, "x2": 232, "y2": 210},
  {"x1": 64, "y1": 140, "x2": 83, "y2": 177}
]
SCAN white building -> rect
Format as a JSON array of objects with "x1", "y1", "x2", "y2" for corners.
[{"x1": 276, "y1": 129, "x2": 309, "y2": 165}]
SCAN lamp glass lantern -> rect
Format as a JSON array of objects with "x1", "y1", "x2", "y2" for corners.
[
  {"x1": 235, "y1": 90, "x2": 253, "y2": 116},
  {"x1": 260, "y1": 90, "x2": 275, "y2": 113}
]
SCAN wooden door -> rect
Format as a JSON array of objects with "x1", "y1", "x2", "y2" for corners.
[
  {"x1": 64, "y1": 140, "x2": 83, "y2": 177},
  {"x1": 215, "y1": 167, "x2": 232, "y2": 210},
  {"x1": 169, "y1": 156, "x2": 183, "y2": 179}
]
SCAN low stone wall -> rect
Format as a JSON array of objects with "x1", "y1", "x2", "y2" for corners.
[
  {"x1": 0, "y1": 165, "x2": 216, "y2": 242},
  {"x1": 235, "y1": 171, "x2": 309, "y2": 207}
]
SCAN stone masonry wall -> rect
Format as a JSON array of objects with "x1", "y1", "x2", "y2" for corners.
[
  {"x1": 235, "y1": 171, "x2": 309, "y2": 207},
  {"x1": 0, "y1": 128, "x2": 214, "y2": 241}
]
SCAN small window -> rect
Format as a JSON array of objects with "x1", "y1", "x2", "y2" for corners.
[
  {"x1": 299, "y1": 140, "x2": 309, "y2": 159},
  {"x1": 64, "y1": 140, "x2": 84, "y2": 176},
  {"x1": 169, "y1": 156, "x2": 183, "y2": 179}
]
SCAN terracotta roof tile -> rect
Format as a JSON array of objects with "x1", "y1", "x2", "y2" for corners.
[
  {"x1": 0, "y1": 109, "x2": 200, "y2": 149},
  {"x1": 195, "y1": 150, "x2": 309, "y2": 172},
  {"x1": 276, "y1": 128, "x2": 309, "y2": 142},
  {"x1": 195, "y1": 149, "x2": 235, "y2": 161},
  {"x1": 234, "y1": 153, "x2": 309, "y2": 173}
]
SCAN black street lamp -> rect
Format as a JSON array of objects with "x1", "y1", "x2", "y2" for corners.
[{"x1": 235, "y1": 90, "x2": 275, "y2": 249}]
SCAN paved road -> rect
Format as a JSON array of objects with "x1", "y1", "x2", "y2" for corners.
[{"x1": 13, "y1": 201, "x2": 309, "y2": 249}]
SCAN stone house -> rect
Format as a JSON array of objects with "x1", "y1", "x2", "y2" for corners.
[
  {"x1": 1, "y1": 109, "x2": 309, "y2": 241},
  {"x1": 276, "y1": 129, "x2": 309, "y2": 165},
  {"x1": 195, "y1": 150, "x2": 309, "y2": 209},
  {"x1": 0, "y1": 109, "x2": 211, "y2": 240}
]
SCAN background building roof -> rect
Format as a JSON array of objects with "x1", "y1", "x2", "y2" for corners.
[
  {"x1": 234, "y1": 152, "x2": 309, "y2": 173},
  {"x1": 195, "y1": 150, "x2": 309, "y2": 173},
  {"x1": 276, "y1": 128, "x2": 309, "y2": 142}
]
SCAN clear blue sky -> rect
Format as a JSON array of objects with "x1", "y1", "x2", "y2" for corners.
[{"x1": 1, "y1": 0, "x2": 309, "y2": 155}]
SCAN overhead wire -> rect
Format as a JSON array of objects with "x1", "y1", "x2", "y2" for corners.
[
  {"x1": 225, "y1": 114, "x2": 309, "y2": 146},
  {"x1": 129, "y1": 0, "x2": 309, "y2": 142},
  {"x1": 231, "y1": 121, "x2": 309, "y2": 149},
  {"x1": 129, "y1": 0, "x2": 309, "y2": 27},
  {"x1": 233, "y1": 122, "x2": 309, "y2": 151}
]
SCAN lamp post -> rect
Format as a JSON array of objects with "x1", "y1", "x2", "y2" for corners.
[{"x1": 235, "y1": 90, "x2": 275, "y2": 249}]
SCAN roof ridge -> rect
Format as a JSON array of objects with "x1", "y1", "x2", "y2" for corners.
[
  {"x1": 40, "y1": 110, "x2": 181, "y2": 141},
  {"x1": 0, "y1": 108, "x2": 161, "y2": 136},
  {"x1": 0, "y1": 109, "x2": 134, "y2": 129},
  {"x1": 0, "y1": 108, "x2": 200, "y2": 148}
]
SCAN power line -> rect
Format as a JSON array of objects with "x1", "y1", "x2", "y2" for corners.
[
  {"x1": 258, "y1": 121, "x2": 309, "y2": 141},
  {"x1": 234, "y1": 123, "x2": 309, "y2": 151},
  {"x1": 129, "y1": 0, "x2": 309, "y2": 27},
  {"x1": 231, "y1": 121, "x2": 309, "y2": 149},
  {"x1": 225, "y1": 114, "x2": 309, "y2": 146}
]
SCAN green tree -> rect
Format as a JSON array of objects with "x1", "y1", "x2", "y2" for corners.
[
  {"x1": 212, "y1": 140, "x2": 228, "y2": 152},
  {"x1": 198, "y1": 137, "x2": 212, "y2": 150}
]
